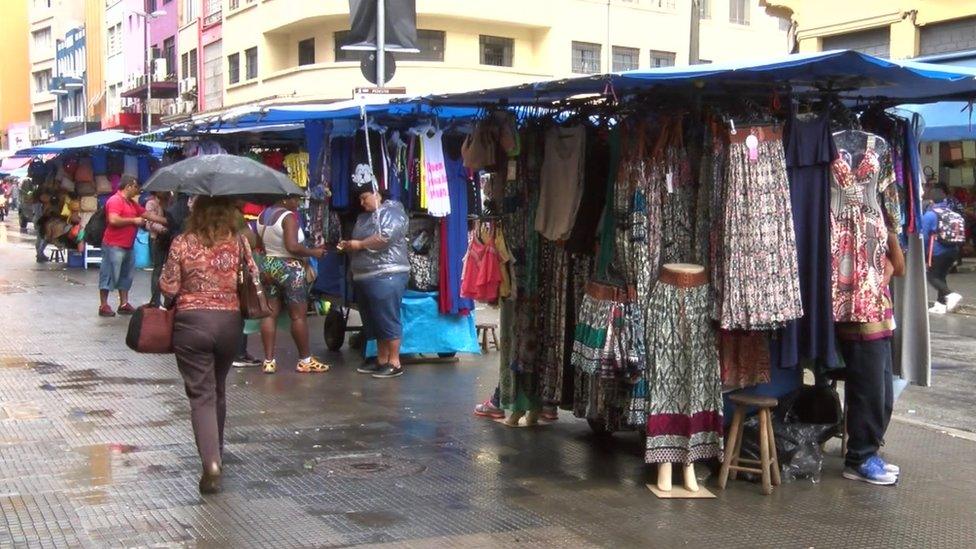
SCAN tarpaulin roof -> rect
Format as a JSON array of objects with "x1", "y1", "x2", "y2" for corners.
[
  {"x1": 0, "y1": 156, "x2": 31, "y2": 173},
  {"x1": 412, "y1": 50, "x2": 976, "y2": 106},
  {"x1": 898, "y1": 101, "x2": 976, "y2": 142},
  {"x1": 14, "y1": 130, "x2": 152, "y2": 157}
]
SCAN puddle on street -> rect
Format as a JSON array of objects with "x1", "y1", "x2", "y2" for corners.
[
  {"x1": 344, "y1": 511, "x2": 405, "y2": 528},
  {"x1": 65, "y1": 443, "x2": 140, "y2": 504}
]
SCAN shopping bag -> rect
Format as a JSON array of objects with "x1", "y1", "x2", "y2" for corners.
[
  {"x1": 125, "y1": 305, "x2": 175, "y2": 354},
  {"x1": 134, "y1": 229, "x2": 152, "y2": 269}
]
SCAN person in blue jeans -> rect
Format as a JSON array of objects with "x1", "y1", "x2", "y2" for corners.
[
  {"x1": 922, "y1": 200, "x2": 963, "y2": 314},
  {"x1": 341, "y1": 186, "x2": 410, "y2": 379}
]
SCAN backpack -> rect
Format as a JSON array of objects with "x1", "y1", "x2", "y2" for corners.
[
  {"x1": 83, "y1": 207, "x2": 106, "y2": 246},
  {"x1": 933, "y1": 206, "x2": 966, "y2": 245}
]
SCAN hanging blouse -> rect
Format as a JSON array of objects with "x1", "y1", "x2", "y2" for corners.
[
  {"x1": 421, "y1": 130, "x2": 451, "y2": 217},
  {"x1": 284, "y1": 151, "x2": 309, "y2": 188},
  {"x1": 830, "y1": 132, "x2": 892, "y2": 323},
  {"x1": 535, "y1": 125, "x2": 586, "y2": 241}
]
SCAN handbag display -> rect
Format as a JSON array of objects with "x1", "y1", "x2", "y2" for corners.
[
  {"x1": 125, "y1": 305, "x2": 175, "y2": 354},
  {"x1": 95, "y1": 175, "x2": 112, "y2": 195},
  {"x1": 238, "y1": 236, "x2": 272, "y2": 319}
]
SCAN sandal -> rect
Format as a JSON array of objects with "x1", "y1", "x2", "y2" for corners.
[
  {"x1": 117, "y1": 303, "x2": 136, "y2": 315},
  {"x1": 262, "y1": 359, "x2": 277, "y2": 374},
  {"x1": 474, "y1": 399, "x2": 505, "y2": 419},
  {"x1": 296, "y1": 357, "x2": 330, "y2": 373}
]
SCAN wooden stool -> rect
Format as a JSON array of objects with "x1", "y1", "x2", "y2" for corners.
[
  {"x1": 718, "y1": 393, "x2": 781, "y2": 495},
  {"x1": 476, "y1": 323, "x2": 499, "y2": 352},
  {"x1": 49, "y1": 248, "x2": 65, "y2": 263}
]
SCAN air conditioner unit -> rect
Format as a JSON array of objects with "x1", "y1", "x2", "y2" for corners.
[
  {"x1": 180, "y1": 100, "x2": 195, "y2": 114},
  {"x1": 39, "y1": 129, "x2": 50, "y2": 140},
  {"x1": 179, "y1": 77, "x2": 196, "y2": 95},
  {"x1": 166, "y1": 102, "x2": 179, "y2": 116}
]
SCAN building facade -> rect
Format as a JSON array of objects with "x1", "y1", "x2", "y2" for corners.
[
  {"x1": 763, "y1": 0, "x2": 976, "y2": 62},
  {"x1": 28, "y1": 0, "x2": 85, "y2": 143},
  {"x1": 172, "y1": 0, "x2": 222, "y2": 119},
  {"x1": 50, "y1": 26, "x2": 98, "y2": 138},
  {"x1": 103, "y1": 0, "x2": 154, "y2": 132},
  {"x1": 0, "y1": 0, "x2": 32, "y2": 150},
  {"x1": 218, "y1": 0, "x2": 789, "y2": 108}
]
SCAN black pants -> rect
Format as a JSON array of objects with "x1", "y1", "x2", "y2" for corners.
[
  {"x1": 840, "y1": 337, "x2": 894, "y2": 468},
  {"x1": 927, "y1": 249, "x2": 958, "y2": 303},
  {"x1": 173, "y1": 310, "x2": 242, "y2": 468},
  {"x1": 149, "y1": 239, "x2": 167, "y2": 306}
]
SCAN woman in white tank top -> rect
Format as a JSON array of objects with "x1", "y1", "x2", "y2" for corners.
[{"x1": 256, "y1": 195, "x2": 329, "y2": 374}]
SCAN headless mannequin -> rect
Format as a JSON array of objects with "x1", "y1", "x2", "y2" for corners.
[{"x1": 655, "y1": 263, "x2": 705, "y2": 493}]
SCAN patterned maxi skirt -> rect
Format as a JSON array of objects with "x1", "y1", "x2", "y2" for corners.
[
  {"x1": 720, "y1": 128, "x2": 803, "y2": 330},
  {"x1": 571, "y1": 282, "x2": 643, "y2": 430},
  {"x1": 645, "y1": 275, "x2": 723, "y2": 465}
]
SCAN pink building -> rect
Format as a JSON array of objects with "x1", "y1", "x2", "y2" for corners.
[{"x1": 147, "y1": 0, "x2": 178, "y2": 81}]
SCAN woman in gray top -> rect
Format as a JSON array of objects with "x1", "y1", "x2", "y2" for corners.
[{"x1": 340, "y1": 187, "x2": 410, "y2": 379}]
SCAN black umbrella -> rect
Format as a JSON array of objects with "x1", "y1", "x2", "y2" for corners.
[{"x1": 143, "y1": 154, "x2": 304, "y2": 198}]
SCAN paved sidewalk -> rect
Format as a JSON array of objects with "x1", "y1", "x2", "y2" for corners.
[{"x1": 1, "y1": 224, "x2": 975, "y2": 548}]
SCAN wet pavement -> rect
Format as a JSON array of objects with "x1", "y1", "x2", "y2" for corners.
[{"x1": 2, "y1": 220, "x2": 976, "y2": 548}]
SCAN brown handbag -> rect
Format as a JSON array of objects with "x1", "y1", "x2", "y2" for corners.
[
  {"x1": 125, "y1": 305, "x2": 176, "y2": 354},
  {"x1": 237, "y1": 236, "x2": 272, "y2": 319}
]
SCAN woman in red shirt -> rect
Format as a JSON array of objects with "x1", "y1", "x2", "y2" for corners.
[{"x1": 159, "y1": 196, "x2": 261, "y2": 494}]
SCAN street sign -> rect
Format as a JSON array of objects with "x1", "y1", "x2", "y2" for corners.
[{"x1": 360, "y1": 51, "x2": 396, "y2": 85}]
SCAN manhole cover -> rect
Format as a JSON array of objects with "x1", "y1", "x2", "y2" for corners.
[{"x1": 312, "y1": 454, "x2": 426, "y2": 479}]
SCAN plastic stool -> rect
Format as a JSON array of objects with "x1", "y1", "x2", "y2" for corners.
[
  {"x1": 718, "y1": 393, "x2": 781, "y2": 495},
  {"x1": 476, "y1": 323, "x2": 499, "y2": 352},
  {"x1": 49, "y1": 248, "x2": 65, "y2": 263}
]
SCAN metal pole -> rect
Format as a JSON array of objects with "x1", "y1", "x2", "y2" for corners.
[
  {"x1": 376, "y1": 0, "x2": 385, "y2": 88},
  {"x1": 606, "y1": 0, "x2": 611, "y2": 72},
  {"x1": 82, "y1": 75, "x2": 89, "y2": 135},
  {"x1": 145, "y1": 15, "x2": 152, "y2": 133},
  {"x1": 689, "y1": 0, "x2": 701, "y2": 65}
]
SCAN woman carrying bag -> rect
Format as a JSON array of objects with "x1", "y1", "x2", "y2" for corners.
[{"x1": 159, "y1": 196, "x2": 262, "y2": 495}]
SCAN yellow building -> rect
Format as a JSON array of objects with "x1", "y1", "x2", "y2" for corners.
[
  {"x1": 216, "y1": 0, "x2": 790, "y2": 108},
  {"x1": 763, "y1": 0, "x2": 976, "y2": 60},
  {"x1": 0, "y1": 0, "x2": 32, "y2": 150},
  {"x1": 85, "y1": 0, "x2": 106, "y2": 123}
]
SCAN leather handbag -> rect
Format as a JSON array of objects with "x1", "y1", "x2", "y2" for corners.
[
  {"x1": 237, "y1": 236, "x2": 272, "y2": 319},
  {"x1": 125, "y1": 305, "x2": 176, "y2": 354}
]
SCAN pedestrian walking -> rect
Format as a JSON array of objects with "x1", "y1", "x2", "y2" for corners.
[
  {"x1": 256, "y1": 195, "x2": 329, "y2": 374},
  {"x1": 340, "y1": 186, "x2": 410, "y2": 379},
  {"x1": 159, "y1": 195, "x2": 261, "y2": 494},
  {"x1": 922, "y1": 199, "x2": 965, "y2": 314},
  {"x1": 98, "y1": 175, "x2": 166, "y2": 317},
  {"x1": 145, "y1": 191, "x2": 172, "y2": 307}
]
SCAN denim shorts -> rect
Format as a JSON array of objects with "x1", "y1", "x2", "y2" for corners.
[
  {"x1": 99, "y1": 245, "x2": 136, "y2": 291},
  {"x1": 355, "y1": 272, "x2": 409, "y2": 341}
]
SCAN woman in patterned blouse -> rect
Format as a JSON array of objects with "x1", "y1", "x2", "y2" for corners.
[{"x1": 159, "y1": 196, "x2": 261, "y2": 495}]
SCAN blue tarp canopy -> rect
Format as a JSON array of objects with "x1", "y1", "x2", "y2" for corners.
[
  {"x1": 15, "y1": 130, "x2": 152, "y2": 157},
  {"x1": 412, "y1": 50, "x2": 976, "y2": 106},
  {"x1": 898, "y1": 102, "x2": 976, "y2": 142}
]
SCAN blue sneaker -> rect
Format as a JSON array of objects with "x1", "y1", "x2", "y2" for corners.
[
  {"x1": 843, "y1": 456, "x2": 898, "y2": 486},
  {"x1": 878, "y1": 456, "x2": 900, "y2": 476}
]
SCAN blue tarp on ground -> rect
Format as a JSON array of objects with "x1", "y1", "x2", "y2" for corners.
[
  {"x1": 365, "y1": 290, "x2": 481, "y2": 357},
  {"x1": 414, "y1": 50, "x2": 976, "y2": 106},
  {"x1": 14, "y1": 130, "x2": 153, "y2": 157}
]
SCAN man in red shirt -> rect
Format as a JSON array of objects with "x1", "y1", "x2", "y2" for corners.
[{"x1": 98, "y1": 175, "x2": 165, "y2": 316}]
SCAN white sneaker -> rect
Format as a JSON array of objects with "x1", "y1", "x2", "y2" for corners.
[
  {"x1": 944, "y1": 293, "x2": 963, "y2": 312},
  {"x1": 928, "y1": 302, "x2": 948, "y2": 314}
]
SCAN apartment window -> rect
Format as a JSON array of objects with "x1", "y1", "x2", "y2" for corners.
[
  {"x1": 699, "y1": 0, "x2": 710, "y2": 19},
  {"x1": 480, "y1": 35, "x2": 513, "y2": 67},
  {"x1": 651, "y1": 0, "x2": 676, "y2": 9},
  {"x1": 230, "y1": 0, "x2": 239, "y2": 8},
  {"x1": 298, "y1": 38, "x2": 315, "y2": 66},
  {"x1": 334, "y1": 31, "x2": 360, "y2": 62},
  {"x1": 182, "y1": 0, "x2": 196, "y2": 24},
  {"x1": 228, "y1": 53, "x2": 240, "y2": 84},
  {"x1": 108, "y1": 24, "x2": 122, "y2": 55},
  {"x1": 729, "y1": 0, "x2": 750, "y2": 25},
  {"x1": 163, "y1": 37, "x2": 176, "y2": 78},
  {"x1": 32, "y1": 27, "x2": 52, "y2": 51},
  {"x1": 146, "y1": 0, "x2": 157, "y2": 11},
  {"x1": 398, "y1": 29, "x2": 445, "y2": 62},
  {"x1": 181, "y1": 52, "x2": 188, "y2": 78},
  {"x1": 203, "y1": 41, "x2": 223, "y2": 110},
  {"x1": 612, "y1": 46, "x2": 639, "y2": 72},
  {"x1": 572, "y1": 41, "x2": 602, "y2": 74},
  {"x1": 649, "y1": 49, "x2": 676, "y2": 68},
  {"x1": 245, "y1": 47, "x2": 258, "y2": 79},
  {"x1": 33, "y1": 70, "x2": 52, "y2": 93},
  {"x1": 189, "y1": 48, "x2": 198, "y2": 78}
]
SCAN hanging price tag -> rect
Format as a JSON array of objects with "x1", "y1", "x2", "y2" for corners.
[
  {"x1": 666, "y1": 170, "x2": 674, "y2": 194},
  {"x1": 746, "y1": 134, "x2": 759, "y2": 162}
]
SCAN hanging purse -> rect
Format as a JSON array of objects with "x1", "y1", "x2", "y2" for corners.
[
  {"x1": 237, "y1": 236, "x2": 272, "y2": 319},
  {"x1": 125, "y1": 305, "x2": 176, "y2": 354}
]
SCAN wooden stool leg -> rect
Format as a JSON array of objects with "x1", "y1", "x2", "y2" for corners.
[
  {"x1": 766, "y1": 408, "x2": 781, "y2": 487},
  {"x1": 759, "y1": 408, "x2": 773, "y2": 495},
  {"x1": 718, "y1": 407, "x2": 744, "y2": 489},
  {"x1": 490, "y1": 328, "x2": 499, "y2": 350},
  {"x1": 729, "y1": 412, "x2": 745, "y2": 481},
  {"x1": 479, "y1": 328, "x2": 487, "y2": 352}
]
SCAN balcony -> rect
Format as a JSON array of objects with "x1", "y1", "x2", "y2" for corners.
[{"x1": 121, "y1": 74, "x2": 180, "y2": 101}]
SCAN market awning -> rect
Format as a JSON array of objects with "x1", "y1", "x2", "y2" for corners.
[
  {"x1": 14, "y1": 130, "x2": 152, "y2": 157},
  {"x1": 898, "y1": 101, "x2": 976, "y2": 142},
  {"x1": 411, "y1": 50, "x2": 976, "y2": 106},
  {"x1": 0, "y1": 156, "x2": 31, "y2": 173}
]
